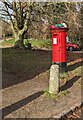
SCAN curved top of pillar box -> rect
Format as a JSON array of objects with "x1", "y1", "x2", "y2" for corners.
[{"x1": 50, "y1": 25, "x2": 68, "y2": 32}]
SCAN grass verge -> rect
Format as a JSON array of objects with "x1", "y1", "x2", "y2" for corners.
[
  {"x1": 1, "y1": 38, "x2": 52, "y2": 49},
  {"x1": 43, "y1": 88, "x2": 70, "y2": 100},
  {"x1": 2, "y1": 48, "x2": 51, "y2": 76},
  {"x1": 1, "y1": 38, "x2": 15, "y2": 46}
]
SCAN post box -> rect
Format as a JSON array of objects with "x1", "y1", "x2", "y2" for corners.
[{"x1": 50, "y1": 25, "x2": 68, "y2": 72}]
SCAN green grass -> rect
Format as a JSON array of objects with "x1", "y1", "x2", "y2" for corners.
[
  {"x1": 2, "y1": 38, "x2": 52, "y2": 49},
  {"x1": 72, "y1": 66, "x2": 81, "y2": 76},
  {"x1": 2, "y1": 38, "x2": 81, "y2": 84},
  {"x1": 2, "y1": 38, "x2": 15, "y2": 46},
  {"x1": 43, "y1": 88, "x2": 70, "y2": 100},
  {"x1": 60, "y1": 72, "x2": 69, "y2": 79},
  {"x1": 24, "y1": 39, "x2": 52, "y2": 49},
  {"x1": 2, "y1": 48, "x2": 51, "y2": 77}
]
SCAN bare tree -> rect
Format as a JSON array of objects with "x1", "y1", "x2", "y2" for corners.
[
  {"x1": 1, "y1": 1, "x2": 55, "y2": 48},
  {"x1": 1, "y1": 1, "x2": 82, "y2": 48},
  {"x1": 1, "y1": 0, "x2": 33, "y2": 49}
]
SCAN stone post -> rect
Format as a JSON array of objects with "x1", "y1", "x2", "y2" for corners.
[{"x1": 49, "y1": 64, "x2": 59, "y2": 94}]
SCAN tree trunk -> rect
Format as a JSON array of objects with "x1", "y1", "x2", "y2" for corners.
[{"x1": 14, "y1": 33, "x2": 25, "y2": 49}]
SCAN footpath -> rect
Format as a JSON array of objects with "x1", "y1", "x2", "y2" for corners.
[{"x1": 2, "y1": 71, "x2": 82, "y2": 119}]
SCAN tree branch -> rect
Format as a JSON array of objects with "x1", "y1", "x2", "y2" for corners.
[
  {"x1": 2, "y1": 1, "x2": 14, "y2": 27},
  {"x1": 1, "y1": 18, "x2": 11, "y2": 25},
  {"x1": 4, "y1": 1, "x2": 12, "y2": 10},
  {"x1": 19, "y1": 2, "x2": 33, "y2": 35}
]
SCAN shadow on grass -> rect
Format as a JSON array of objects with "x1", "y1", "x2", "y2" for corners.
[
  {"x1": 2, "y1": 47, "x2": 51, "y2": 89},
  {"x1": 2, "y1": 47, "x2": 82, "y2": 89},
  {"x1": 68, "y1": 61, "x2": 83, "y2": 71},
  {"x1": 2, "y1": 91, "x2": 43, "y2": 118},
  {"x1": 67, "y1": 51, "x2": 83, "y2": 63},
  {"x1": 60, "y1": 76, "x2": 81, "y2": 91}
]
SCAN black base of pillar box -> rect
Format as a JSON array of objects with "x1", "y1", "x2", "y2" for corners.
[{"x1": 53, "y1": 62, "x2": 67, "y2": 73}]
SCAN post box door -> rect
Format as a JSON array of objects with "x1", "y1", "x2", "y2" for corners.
[
  {"x1": 52, "y1": 31, "x2": 66, "y2": 63},
  {"x1": 59, "y1": 32, "x2": 66, "y2": 62},
  {"x1": 52, "y1": 33, "x2": 60, "y2": 62}
]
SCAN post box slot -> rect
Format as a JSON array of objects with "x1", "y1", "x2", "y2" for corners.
[{"x1": 53, "y1": 33, "x2": 57, "y2": 36}]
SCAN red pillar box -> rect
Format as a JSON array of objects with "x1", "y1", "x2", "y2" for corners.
[{"x1": 50, "y1": 25, "x2": 68, "y2": 72}]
